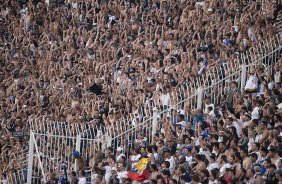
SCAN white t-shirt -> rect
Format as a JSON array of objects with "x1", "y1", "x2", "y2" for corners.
[
  {"x1": 207, "y1": 162, "x2": 219, "y2": 171},
  {"x1": 185, "y1": 155, "x2": 193, "y2": 166},
  {"x1": 165, "y1": 156, "x2": 176, "y2": 175},
  {"x1": 161, "y1": 93, "x2": 170, "y2": 106},
  {"x1": 204, "y1": 103, "x2": 214, "y2": 114},
  {"x1": 131, "y1": 154, "x2": 141, "y2": 168},
  {"x1": 219, "y1": 163, "x2": 231, "y2": 175},
  {"x1": 176, "y1": 120, "x2": 186, "y2": 130},
  {"x1": 78, "y1": 177, "x2": 87, "y2": 184},
  {"x1": 117, "y1": 170, "x2": 128, "y2": 183},
  {"x1": 251, "y1": 107, "x2": 260, "y2": 120},
  {"x1": 104, "y1": 165, "x2": 112, "y2": 183}
]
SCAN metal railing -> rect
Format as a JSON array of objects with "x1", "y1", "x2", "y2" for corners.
[
  {"x1": 25, "y1": 10, "x2": 282, "y2": 183},
  {"x1": 26, "y1": 31, "x2": 282, "y2": 183}
]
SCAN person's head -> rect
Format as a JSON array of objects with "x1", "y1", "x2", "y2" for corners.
[
  {"x1": 195, "y1": 154, "x2": 203, "y2": 163},
  {"x1": 191, "y1": 174, "x2": 200, "y2": 184},
  {"x1": 220, "y1": 155, "x2": 228, "y2": 164},
  {"x1": 263, "y1": 158, "x2": 271, "y2": 169},
  {"x1": 169, "y1": 178, "x2": 177, "y2": 184},
  {"x1": 250, "y1": 153, "x2": 258, "y2": 163},
  {"x1": 94, "y1": 174, "x2": 103, "y2": 184},
  {"x1": 276, "y1": 169, "x2": 282, "y2": 181},
  {"x1": 132, "y1": 148, "x2": 140, "y2": 155},
  {"x1": 269, "y1": 164, "x2": 277, "y2": 174},
  {"x1": 72, "y1": 150, "x2": 80, "y2": 158},
  {"x1": 161, "y1": 169, "x2": 170, "y2": 178},
  {"x1": 178, "y1": 114, "x2": 185, "y2": 121},
  {"x1": 164, "y1": 150, "x2": 171, "y2": 159},
  {"x1": 125, "y1": 178, "x2": 132, "y2": 184},
  {"x1": 268, "y1": 148, "x2": 277, "y2": 158},
  {"x1": 157, "y1": 176, "x2": 164, "y2": 184},
  {"x1": 161, "y1": 161, "x2": 170, "y2": 170},
  {"x1": 158, "y1": 140, "x2": 164, "y2": 148},
  {"x1": 150, "y1": 164, "x2": 158, "y2": 172},
  {"x1": 231, "y1": 81, "x2": 238, "y2": 89},
  {"x1": 204, "y1": 97, "x2": 211, "y2": 104},
  {"x1": 240, "y1": 128, "x2": 248, "y2": 138},
  {"x1": 209, "y1": 169, "x2": 218, "y2": 181},
  {"x1": 112, "y1": 177, "x2": 119, "y2": 184},
  {"x1": 228, "y1": 154, "x2": 235, "y2": 165},
  {"x1": 78, "y1": 170, "x2": 85, "y2": 177},
  {"x1": 246, "y1": 168, "x2": 255, "y2": 179},
  {"x1": 240, "y1": 148, "x2": 248, "y2": 159},
  {"x1": 200, "y1": 169, "x2": 209, "y2": 180},
  {"x1": 259, "y1": 147, "x2": 268, "y2": 157},
  {"x1": 191, "y1": 146, "x2": 199, "y2": 155}
]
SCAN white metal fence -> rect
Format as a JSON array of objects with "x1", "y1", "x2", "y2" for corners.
[
  {"x1": 23, "y1": 9, "x2": 282, "y2": 183},
  {"x1": 25, "y1": 30, "x2": 282, "y2": 183}
]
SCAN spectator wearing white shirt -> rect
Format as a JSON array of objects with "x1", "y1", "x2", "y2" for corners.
[
  {"x1": 164, "y1": 150, "x2": 176, "y2": 176},
  {"x1": 203, "y1": 97, "x2": 214, "y2": 115},
  {"x1": 207, "y1": 154, "x2": 219, "y2": 171},
  {"x1": 175, "y1": 114, "x2": 187, "y2": 130},
  {"x1": 219, "y1": 155, "x2": 231, "y2": 176},
  {"x1": 160, "y1": 87, "x2": 171, "y2": 114},
  {"x1": 78, "y1": 170, "x2": 87, "y2": 184},
  {"x1": 116, "y1": 147, "x2": 125, "y2": 162},
  {"x1": 130, "y1": 148, "x2": 141, "y2": 169}
]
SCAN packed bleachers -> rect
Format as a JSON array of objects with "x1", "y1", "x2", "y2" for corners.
[{"x1": 1, "y1": 0, "x2": 282, "y2": 184}]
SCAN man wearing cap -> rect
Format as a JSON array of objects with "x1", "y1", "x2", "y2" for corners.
[
  {"x1": 276, "y1": 169, "x2": 282, "y2": 183},
  {"x1": 109, "y1": 167, "x2": 118, "y2": 183},
  {"x1": 116, "y1": 147, "x2": 125, "y2": 162},
  {"x1": 266, "y1": 164, "x2": 279, "y2": 184},
  {"x1": 72, "y1": 150, "x2": 86, "y2": 171}
]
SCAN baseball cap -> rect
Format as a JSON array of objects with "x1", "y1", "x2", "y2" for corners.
[
  {"x1": 72, "y1": 150, "x2": 80, "y2": 157},
  {"x1": 276, "y1": 169, "x2": 282, "y2": 174},
  {"x1": 117, "y1": 147, "x2": 123, "y2": 152}
]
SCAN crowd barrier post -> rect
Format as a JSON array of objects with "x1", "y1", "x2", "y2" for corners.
[
  {"x1": 75, "y1": 134, "x2": 82, "y2": 172},
  {"x1": 240, "y1": 63, "x2": 247, "y2": 92},
  {"x1": 196, "y1": 87, "x2": 204, "y2": 109},
  {"x1": 27, "y1": 131, "x2": 35, "y2": 184},
  {"x1": 151, "y1": 107, "x2": 158, "y2": 143}
]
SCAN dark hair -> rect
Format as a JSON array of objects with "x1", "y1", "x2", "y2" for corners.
[
  {"x1": 241, "y1": 128, "x2": 248, "y2": 137},
  {"x1": 163, "y1": 161, "x2": 170, "y2": 168},
  {"x1": 147, "y1": 146, "x2": 153, "y2": 153},
  {"x1": 71, "y1": 171, "x2": 77, "y2": 177},
  {"x1": 202, "y1": 169, "x2": 210, "y2": 178},
  {"x1": 195, "y1": 154, "x2": 203, "y2": 161},
  {"x1": 269, "y1": 164, "x2": 277, "y2": 169},
  {"x1": 162, "y1": 169, "x2": 170, "y2": 177},
  {"x1": 151, "y1": 164, "x2": 158, "y2": 171},
  {"x1": 221, "y1": 155, "x2": 228, "y2": 163},
  {"x1": 210, "y1": 169, "x2": 218, "y2": 180},
  {"x1": 178, "y1": 114, "x2": 185, "y2": 120},
  {"x1": 234, "y1": 151, "x2": 241, "y2": 160},
  {"x1": 170, "y1": 179, "x2": 177, "y2": 184},
  {"x1": 152, "y1": 145, "x2": 158, "y2": 152},
  {"x1": 79, "y1": 170, "x2": 85, "y2": 176},
  {"x1": 191, "y1": 174, "x2": 200, "y2": 182}
]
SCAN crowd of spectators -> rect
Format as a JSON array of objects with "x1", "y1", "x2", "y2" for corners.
[{"x1": 0, "y1": 0, "x2": 282, "y2": 183}]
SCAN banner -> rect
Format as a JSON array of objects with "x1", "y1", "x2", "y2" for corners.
[{"x1": 128, "y1": 158, "x2": 150, "y2": 181}]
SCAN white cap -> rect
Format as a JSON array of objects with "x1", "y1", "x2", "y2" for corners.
[
  {"x1": 117, "y1": 147, "x2": 123, "y2": 152},
  {"x1": 111, "y1": 167, "x2": 117, "y2": 172}
]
